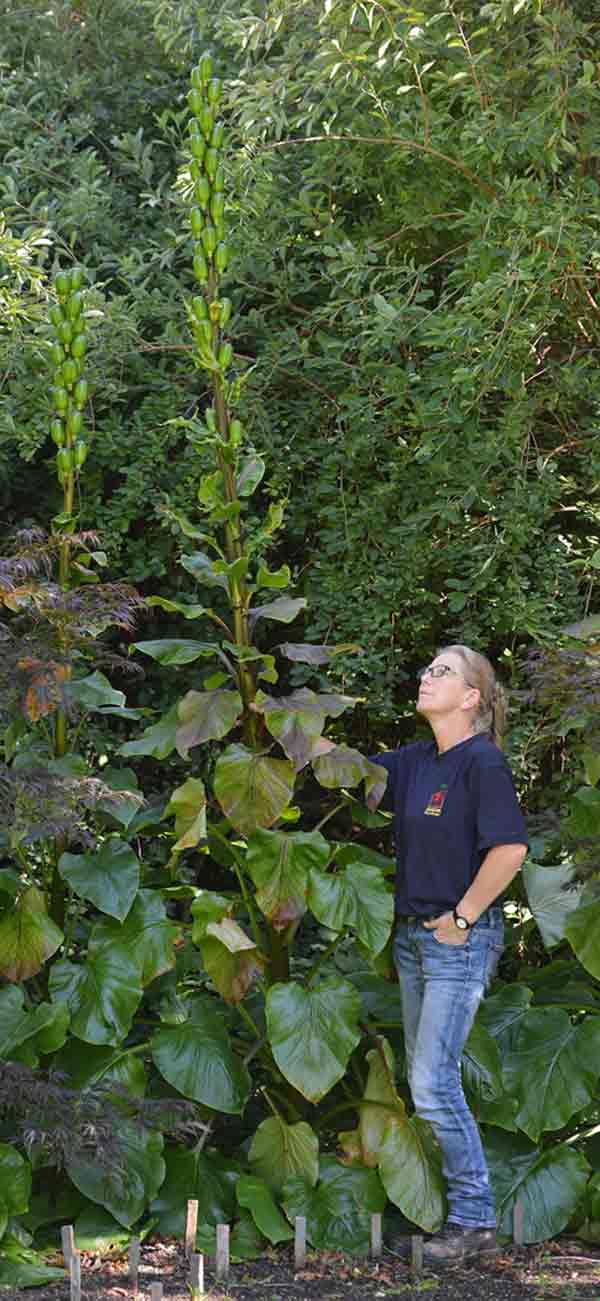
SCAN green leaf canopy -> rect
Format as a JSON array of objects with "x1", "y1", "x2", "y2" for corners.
[
  {"x1": 89, "y1": 890, "x2": 179, "y2": 987},
  {"x1": 150, "y1": 1145, "x2": 240, "y2": 1236},
  {"x1": 502, "y1": 1008, "x2": 600, "y2": 1141},
  {"x1": 0, "y1": 886, "x2": 63, "y2": 981},
  {"x1": 58, "y1": 838, "x2": 140, "y2": 922},
  {"x1": 308, "y1": 862, "x2": 393, "y2": 956},
  {"x1": 49, "y1": 946, "x2": 142, "y2": 1046},
  {"x1": 151, "y1": 997, "x2": 251, "y2": 1113},
  {"x1": 252, "y1": 688, "x2": 356, "y2": 770},
  {"x1": 282, "y1": 1157, "x2": 385, "y2": 1254},
  {"x1": 214, "y1": 744, "x2": 295, "y2": 835},
  {"x1": 176, "y1": 689, "x2": 242, "y2": 757},
  {"x1": 484, "y1": 1129, "x2": 590, "y2": 1243},
  {"x1": 245, "y1": 828, "x2": 331, "y2": 931},
  {"x1": 248, "y1": 1117, "x2": 319, "y2": 1196},
  {"x1": 266, "y1": 976, "x2": 361, "y2": 1102}
]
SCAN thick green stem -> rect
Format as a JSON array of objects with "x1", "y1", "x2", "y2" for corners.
[
  {"x1": 268, "y1": 923, "x2": 290, "y2": 983},
  {"x1": 305, "y1": 931, "x2": 346, "y2": 986}
]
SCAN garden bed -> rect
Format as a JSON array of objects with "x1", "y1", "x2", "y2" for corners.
[{"x1": 2, "y1": 1238, "x2": 600, "y2": 1301}]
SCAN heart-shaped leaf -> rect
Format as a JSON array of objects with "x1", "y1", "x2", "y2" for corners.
[
  {"x1": 252, "y1": 688, "x2": 356, "y2": 770},
  {"x1": 266, "y1": 976, "x2": 361, "y2": 1102},
  {"x1": 88, "y1": 890, "x2": 179, "y2": 986},
  {"x1": 150, "y1": 1145, "x2": 241, "y2": 1236},
  {"x1": 132, "y1": 639, "x2": 217, "y2": 665},
  {"x1": 59, "y1": 838, "x2": 140, "y2": 922},
  {"x1": 278, "y1": 642, "x2": 360, "y2": 665},
  {"x1": 523, "y1": 862, "x2": 583, "y2": 948},
  {"x1": 151, "y1": 997, "x2": 251, "y2": 1113},
  {"x1": 164, "y1": 777, "x2": 207, "y2": 850},
  {"x1": 502, "y1": 1008, "x2": 600, "y2": 1141},
  {"x1": 118, "y1": 704, "x2": 179, "y2": 759},
  {"x1": 282, "y1": 1157, "x2": 385, "y2": 1254},
  {"x1": 312, "y1": 745, "x2": 388, "y2": 810},
  {"x1": 55, "y1": 1039, "x2": 147, "y2": 1095},
  {"x1": 49, "y1": 947, "x2": 142, "y2": 1045},
  {"x1": 0, "y1": 887, "x2": 63, "y2": 980},
  {"x1": 214, "y1": 744, "x2": 295, "y2": 835},
  {"x1": 250, "y1": 597, "x2": 307, "y2": 625},
  {"x1": 248, "y1": 1117, "x2": 319, "y2": 1195},
  {"x1": 66, "y1": 671, "x2": 125, "y2": 712},
  {"x1": 566, "y1": 898, "x2": 600, "y2": 979},
  {"x1": 308, "y1": 862, "x2": 393, "y2": 956},
  {"x1": 201, "y1": 919, "x2": 265, "y2": 1004},
  {"x1": 246, "y1": 828, "x2": 331, "y2": 931},
  {"x1": 176, "y1": 689, "x2": 242, "y2": 757},
  {"x1": 0, "y1": 1144, "x2": 31, "y2": 1215},
  {"x1": 0, "y1": 987, "x2": 69, "y2": 1066},
  {"x1": 484, "y1": 1129, "x2": 590, "y2": 1243},
  {"x1": 67, "y1": 1122, "x2": 164, "y2": 1227},
  {"x1": 236, "y1": 1175, "x2": 294, "y2": 1243}
]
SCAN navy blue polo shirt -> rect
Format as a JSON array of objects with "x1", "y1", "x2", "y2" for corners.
[{"x1": 371, "y1": 733, "x2": 527, "y2": 916}]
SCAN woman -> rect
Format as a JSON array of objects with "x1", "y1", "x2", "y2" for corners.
[{"x1": 372, "y1": 645, "x2": 528, "y2": 1267}]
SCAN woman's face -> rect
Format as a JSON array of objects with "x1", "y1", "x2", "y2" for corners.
[{"x1": 416, "y1": 651, "x2": 479, "y2": 722}]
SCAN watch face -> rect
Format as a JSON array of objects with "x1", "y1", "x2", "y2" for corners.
[{"x1": 455, "y1": 915, "x2": 469, "y2": 929}]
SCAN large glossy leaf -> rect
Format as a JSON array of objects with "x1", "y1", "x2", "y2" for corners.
[
  {"x1": 49, "y1": 947, "x2": 142, "y2": 1046},
  {"x1": 308, "y1": 862, "x2": 393, "y2": 957},
  {"x1": 345, "y1": 972, "x2": 404, "y2": 1026},
  {"x1": 176, "y1": 689, "x2": 242, "y2": 758},
  {"x1": 0, "y1": 1145, "x2": 31, "y2": 1215},
  {"x1": 266, "y1": 976, "x2": 361, "y2": 1102},
  {"x1": 67, "y1": 1122, "x2": 164, "y2": 1228},
  {"x1": 55, "y1": 1039, "x2": 147, "y2": 1095},
  {"x1": 119, "y1": 703, "x2": 179, "y2": 759},
  {"x1": 245, "y1": 828, "x2": 330, "y2": 931},
  {"x1": 0, "y1": 987, "x2": 69, "y2": 1066},
  {"x1": 73, "y1": 1206, "x2": 132, "y2": 1253},
  {"x1": 150, "y1": 1145, "x2": 240, "y2": 1236},
  {"x1": 0, "y1": 887, "x2": 63, "y2": 981},
  {"x1": 67, "y1": 670, "x2": 125, "y2": 712},
  {"x1": 278, "y1": 642, "x2": 360, "y2": 665},
  {"x1": 236, "y1": 1175, "x2": 293, "y2": 1244},
  {"x1": 164, "y1": 777, "x2": 207, "y2": 850},
  {"x1": 476, "y1": 982, "x2": 533, "y2": 1050},
  {"x1": 250, "y1": 596, "x2": 307, "y2": 625},
  {"x1": 484, "y1": 1128, "x2": 590, "y2": 1243},
  {"x1": 523, "y1": 862, "x2": 583, "y2": 948},
  {"x1": 95, "y1": 766, "x2": 143, "y2": 830},
  {"x1": 248, "y1": 1117, "x2": 319, "y2": 1196},
  {"x1": 132, "y1": 639, "x2": 217, "y2": 665},
  {"x1": 565, "y1": 898, "x2": 600, "y2": 979},
  {"x1": 282, "y1": 1157, "x2": 385, "y2": 1254},
  {"x1": 502, "y1": 1008, "x2": 600, "y2": 1141},
  {"x1": 151, "y1": 997, "x2": 251, "y2": 1113},
  {"x1": 214, "y1": 744, "x2": 295, "y2": 835},
  {"x1": 252, "y1": 688, "x2": 356, "y2": 770},
  {"x1": 88, "y1": 890, "x2": 179, "y2": 987},
  {"x1": 200, "y1": 919, "x2": 265, "y2": 1004},
  {"x1": 58, "y1": 838, "x2": 140, "y2": 922},
  {"x1": 462, "y1": 1020, "x2": 504, "y2": 1115},
  {"x1": 312, "y1": 745, "x2": 388, "y2": 810}
]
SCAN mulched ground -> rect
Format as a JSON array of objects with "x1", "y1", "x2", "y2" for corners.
[{"x1": 3, "y1": 1238, "x2": 600, "y2": 1300}]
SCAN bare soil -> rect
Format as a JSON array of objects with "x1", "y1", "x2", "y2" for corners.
[{"x1": 3, "y1": 1238, "x2": 600, "y2": 1301}]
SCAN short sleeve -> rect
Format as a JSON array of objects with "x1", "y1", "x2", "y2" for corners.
[{"x1": 471, "y1": 760, "x2": 528, "y2": 852}]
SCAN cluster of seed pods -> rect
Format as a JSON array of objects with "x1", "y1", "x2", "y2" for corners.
[{"x1": 49, "y1": 268, "x2": 89, "y2": 485}]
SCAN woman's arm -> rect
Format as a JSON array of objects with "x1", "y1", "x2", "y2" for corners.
[{"x1": 425, "y1": 842, "x2": 527, "y2": 944}]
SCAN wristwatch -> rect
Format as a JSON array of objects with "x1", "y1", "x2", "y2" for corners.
[{"x1": 452, "y1": 908, "x2": 471, "y2": 931}]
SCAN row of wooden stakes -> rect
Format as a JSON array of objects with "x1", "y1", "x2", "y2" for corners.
[{"x1": 60, "y1": 1198, "x2": 527, "y2": 1298}]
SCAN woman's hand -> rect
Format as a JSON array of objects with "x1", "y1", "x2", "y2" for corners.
[{"x1": 423, "y1": 912, "x2": 470, "y2": 945}]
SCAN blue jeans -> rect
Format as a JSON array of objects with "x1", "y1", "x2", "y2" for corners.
[{"x1": 393, "y1": 909, "x2": 504, "y2": 1229}]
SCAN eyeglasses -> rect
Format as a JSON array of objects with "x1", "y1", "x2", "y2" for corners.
[{"x1": 417, "y1": 664, "x2": 461, "y2": 681}]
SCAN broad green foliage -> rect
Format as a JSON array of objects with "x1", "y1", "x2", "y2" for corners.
[{"x1": 282, "y1": 1157, "x2": 386, "y2": 1254}]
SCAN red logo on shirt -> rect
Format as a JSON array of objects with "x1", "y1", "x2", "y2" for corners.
[{"x1": 424, "y1": 784, "x2": 448, "y2": 816}]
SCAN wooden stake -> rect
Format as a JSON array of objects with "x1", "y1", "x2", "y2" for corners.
[
  {"x1": 513, "y1": 1199, "x2": 525, "y2": 1246},
  {"x1": 69, "y1": 1251, "x2": 81, "y2": 1301},
  {"x1": 411, "y1": 1234, "x2": 423, "y2": 1273},
  {"x1": 150, "y1": 1285, "x2": 163, "y2": 1301},
  {"x1": 294, "y1": 1216, "x2": 307, "y2": 1270},
  {"x1": 370, "y1": 1212, "x2": 382, "y2": 1259},
  {"x1": 185, "y1": 1197, "x2": 199, "y2": 1258},
  {"x1": 215, "y1": 1223, "x2": 230, "y2": 1281},
  {"x1": 190, "y1": 1251, "x2": 204, "y2": 1299},
  {"x1": 128, "y1": 1236, "x2": 140, "y2": 1292},
  {"x1": 61, "y1": 1224, "x2": 75, "y2": 1266}
]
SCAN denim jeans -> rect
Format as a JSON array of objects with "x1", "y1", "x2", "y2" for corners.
[{"x1": 393, "y1": 908, "x2": 504, "y2": 1229}]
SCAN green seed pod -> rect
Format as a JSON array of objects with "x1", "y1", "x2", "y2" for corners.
[
  {"x1": 56, "y1": 447, "x2": 73, "y2": 480},
  {"x1": 199, "y1": 52, "x2": 213, "y2": 83},
  {"x1": 204, "y1": 149, "x2": 218, "y2": 182},
  {"x1": 70, "y1": 268, "x2": 84, "y2": 291},
  {"x1": 55, "y1": 271, "x2": 71, "y2": 298},
  {"x1": 73, "y1": 439, "x2": 88, "y2": 468},
  {"x1": 190, "y1": 135, "x2": 206, "y2": 161},
  {"x1": 74, "y1": 379, "x2": 89, "y2": 408},
  {"x1": 207, "y1": 78, "x2": 222, "y2": 106},
  {"x1": 53, "y1": 386, "x2": 69, "y2": 413},
  {"x1": 210, "y1": 192, "x2": 225, "y2": 222},
  {"x1": 229, "y1": 418, "x2": 243, "y2": 446},
  {"x1": 218, "y1": 342, "x2": 233, "y2": 370},
  {"x1": 193, "y1": 251, "x2": 209, "y2": 284},
  {"x1": 67, "y1": 409, "x2": 83, "y2": 437},
  {"x1": 190, "y1": 207, "x2": 204, "y2": 238},
  {"x1": 219, "y1": 297, "x2": 233, "y2": 326},
  {"x1": 188, "y1": 88, "x2": 204, "y2": 116},
  {"x1": 50, "y1": 419, "x2": 65, "y2": 447},
  {"x1": 190, "y1": 159, "x2": 203, "y2": 182},
  {"x1": 62, "y1": 359, "x2": 78, "y2": 387},
  {"x1": 201, "y1": 225, "x2": 217, "y2": 257},
  {"x1": 199, "y1": 107, "x2": 215, "y2": 140},
  {"x1": 58, "y1": 320, "x2": 74, "y2": 346},
  {"x1": 50, "y1": 342, "x2": 65, "y2": 367},
  {"x1": 196, "y1": 320, "x2": 213, "y2": 344},
  {"x1": 214, "y1": 218, "x2": 226, "y2": 244},
  {"x1": 210, "y1": 123, "x2": 225, "y2": 150},
  {"x1": 192, "y1": 296, "x2": 208, "y2": 321},
  {"x1": 208, "y1": 299, "x2": 220, "y2": 324},
  {"x1": 66, "y1": 291, "x2": 84, "y2": 320},
  {"x1": 71, "y1": 334, "x2": 87, "y2": 359},
  {"x1": 195, "y1": 177, "x2": 211, "y2": 209},
  {"x1": 215, "y1": 242, "x2": 229, "y2": 274},
  {"x1": 213, "y1": 165, "x2": 225, "y2": 193},
  {"x1": 49, "y1": 305, "x2": 64, "y2": 327}
]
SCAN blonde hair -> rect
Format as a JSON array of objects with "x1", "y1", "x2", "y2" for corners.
[{"x1": 439, "y1": 645, "x2": 507, "y2": 748}]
